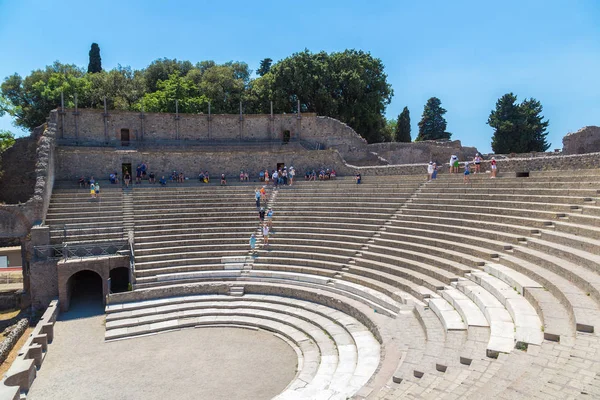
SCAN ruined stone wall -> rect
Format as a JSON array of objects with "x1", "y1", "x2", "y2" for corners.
[
  {"x1": 563, "y1": 126, "x2": 600, "y2": 155},
  {"x1": 55, "y1": 146, "x2": 354, "y2": 181},
  {"x1": 58, "y1": 109, "x2": 311, "y2": 143}
]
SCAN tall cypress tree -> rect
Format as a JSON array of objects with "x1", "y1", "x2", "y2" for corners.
[
  {"x1": 395, "y1": 106, "x2": 411, "y2": 142},
  {"x1": 416, "y1": 97, "x2": 449, "y2": 141},
  {"x1": 488, "y1": 93, "x2": 550, "y2": 153},
  {"x1": 88, "y1": 43, "x2": 102, "y2": 73}
]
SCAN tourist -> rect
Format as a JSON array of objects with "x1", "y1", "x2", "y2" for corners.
[
  {"x1": 259, "y1": 207, "x2": 266, "y2": 222},
  {"x1": 282, "y1": 168, "x2": 288, "y2": 185},
  {"x1": 114, "y1": 171, "x2": 120, "y2": 185},
  {"x1": 78, "y1": 176, "x2": 86, "y2": 188},
  {"x1": 220, "y1": 174, "x2": 227, "y2": 186},
  {"x1": 305, "y1": 170, "x2": 310, "y2": 181},
  {"x1": 259, "y1": 170, "x2": 265, "y2": 182},
  {"x1": 355, "y1": 171, "x2": 362, "y2": 184},
  {"x1": 136, "y1": 164, "x2": 142, "y2": 184},
  {"x1": 249, "y1": 233, "x2": 257, "y2": 253},
  {"x1": 473, "y1": 153, "x2": 482, "y2": 174},
  {"x1": 260, "y1": 186, "x2": 267, "y2": 202},
  {"x1": 272, "y1": 169, "x2": 279, "y2": 188},
  {"x1": 240, "y1": 170, "x2": 245, "y2": 182},
  {"x1": 141, "y1": 161, "x2": 148, "y2": 181},
  {"x1": 266, "y1": 207, "x2": 273, "y2": 230},
  {"x1": 95, "y1": 182, "x2": 100, "y2": 199},
  {"x1": 244, "y1": 171, "x2": 249, "y2": 181},
  {"x1": 464, "y1": 161, "x2": 471, "y2": 184},
  {"x1": 255, "y1": 188, "x2": 261, "y2": 210},
  {"x1": 490, "y1": 157, "x2": 497, "y2": 179},
  {"x1": 330, "y1": 169, "x2": 336, "y2": 179},
  {"x1": 264, "y1": 170, "x2": 270, "y2": 184},
  {"x1": 124, "y1": 170, "x2": 131, "y2": 187},
  {"x1": 90, "y1": 183, "x2": 96, "y2": 199},
  {"x1": 178, "y1": 172, "x2": 184, "y2": 183},
  {"x1": 427, "y1": 161, "x2": 434, "y2": 181},
  {"x1": 109, "y1": 173, "x2": 116, "y2": 184},
  {"x1": 204, "y1": 171, "x2": 210, "y2": 183},
  {"x1": 450, "y1": 155, "x2": 459, "y2": 173},
  {"x1": 159, "y1": 176, "x2": 167, "y2": 186},
  {"x1": 149, "y1": 171, "x2": 156, "y2": 184},
  {"x1": 262, "y1": 223, "x2": 270, "y2": 247},
  {"x1": 289, "y1": 167, "x2": 295, "y2": 186},
  {"x1": 432, "y1": 163, "x2": 438, "y2": 180},
  {"x1": 89, "y1": 176, "x2": 95, "y2": 186}
]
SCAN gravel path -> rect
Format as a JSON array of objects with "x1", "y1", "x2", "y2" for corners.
[{"x1": 27, "y1": 299, "x2": 298, "y2": 400}]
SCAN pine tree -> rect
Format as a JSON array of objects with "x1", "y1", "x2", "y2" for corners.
[
  {"x1": 416, "y1": 97, "x2": 449, "y2": 141},
  {"x1": 488, "y1": 93, "x2": 550, "y2": 153},
  {"x1": 88, "y1": 43, "x2": 102, "y2": 73},
  {"x1": 257, "y1": 58, "x2": 272, "y2": 76},
  {"x1": 395, "y1": 106, "x2": 411, "y2": 142}
]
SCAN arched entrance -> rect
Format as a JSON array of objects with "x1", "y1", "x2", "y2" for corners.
[
  {"x1": 67, "y1": 270, "x2": 103, "y2": 310},
  {"x1": 109, "y1": 267, "x2": 130, "y2": 293}
]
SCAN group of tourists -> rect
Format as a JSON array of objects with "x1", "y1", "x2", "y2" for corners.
[
  {"x1": 305, "y1": 168, "x2": 336, "y2": 181},
  {"x1": 427, "y1": 154, "x2": 498, "y2": 183},
  {"x1": 259, "y1": 166, "x2": 296, "y2": 187}
]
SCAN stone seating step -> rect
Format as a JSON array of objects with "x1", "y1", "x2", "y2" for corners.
[
  {"x1": 259, "y1": 243, "x2": 357, "y2": 258},
  {"x1": 416, "y1": 192, "x2": 597, "y2": 205},
  {"x1": 270, "y1": 231, "x2": 372, "y2": 243},
  {"x1": 134, "y1": 220, "x2": 260, "y2": 231},
  {"x1": 438, "y1": 287, "x2": 489, "y2": 327},
  {"x1": 364, "y1": 241, "x2": 472, "y2": 276},
  {"x1": 375, "y1": 233, "x2": 483, "y2": 269},
  {"x1": 527, "y1": 234, "x2": 600, "y2": 272},
  {"x1": 454, "y1": 279, "x2": 516, "y2": 357},
  {"x1": 134, "y1": 233, "x2": 256, "y2": 248},
  {"x1": 105, "y1": 293, "x2": 382, "y2": 398},
  {"x1": 135, "y1": 251, "x2": 249, "y2": 266},
  {"x1": 134, "y1": 241, "x2": 249, "y2": 256},
  {"x1": 430, "y1": 180, "x2": 600, "y2": 189},
  {"x1": 133, "y1": 272, "x2": 400, "y2": 317},
  {"x1": 481, "y1": 263, "x2": 574, "y2": 340},
  {"x1": 419, "y1": 186, "x2": 599, "y2": 197},
  {"x1": 272, "y1": 221, "x2": 381, "y2": 232},
  {"x1": 402, "y1": 202, "x2": 566, "y2": 222},
  {"x1": 355, "y1": 252, "x2": 456, "y2": 289},
  {"x1": 426, "y1": 298, "x2": 468, "y2": 331},
  {"x1": 467, "y1": 271, "x2": 544, "y2": 346},
  {"x1": 253, "y1": 260, "x2": 426, "y2": 305},
  {"x1": 410, "y1": 197, "x2": 585, "y2": 214},
  {"x1": 495, "y1": 252, "x2": 599, "y2": 334}
]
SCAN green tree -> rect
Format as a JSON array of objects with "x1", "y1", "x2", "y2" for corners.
[
  {"x1": 1, "y1": 62, "x2": 90, "y2": 130},
  {"x1": 382, "y1": 119, "x2": 396, "y2": 142},
  {"x1": 143, "y1": 58, "x2": 194, "y2": 93},
  {"x1": 264, "y1": 49, "x2": 393, "y2": 143},
  {"x1": 257, "y1": 58, "x2": 273, "y2": 76},
  {"x1": 138, "y1": 73, "x2": 208, "y2": 113},
  {"x1": 0, "y1": 130, "x2": 15, "y2": 152},
  {"x1": 416, "y1": 97, "x2": 449, "y2": 141},
  {"x1": 87, "y1": 43, "x2": 102, "y2": 73},
  {"x1": 395, "y1": 106, "x2": 411, "y2": 142},
  {"x1": 488, "y1": 93, "x2": 550, "y2": 153}
]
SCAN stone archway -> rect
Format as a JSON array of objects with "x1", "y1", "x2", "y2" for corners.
[{"x1": 65, "y1": 269, "x2": 103, "y2": 312}]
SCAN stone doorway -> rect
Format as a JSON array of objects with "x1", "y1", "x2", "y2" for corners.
[
  {"x1": 121, "y1": 129, "x2": 130, "y2": 146},
  {"x1": 109, "y1": 267, "x2": 129, "y2": 293},
  {"x1": 66, "y1": 270, "x2": 103, "y2": 309}
]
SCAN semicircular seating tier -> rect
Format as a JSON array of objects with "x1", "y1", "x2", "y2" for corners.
[{"x1": 44, "y1": 170, "x2": 600, "y2": 399}]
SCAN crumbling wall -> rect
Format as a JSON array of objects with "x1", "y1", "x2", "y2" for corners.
[{"x1": 563, "y1": 126, "x2": 600, "y2": 155}]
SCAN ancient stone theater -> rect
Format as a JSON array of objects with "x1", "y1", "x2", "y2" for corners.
[{"x1": 1, "y1": 107, "x2": 600, "y2": 399}]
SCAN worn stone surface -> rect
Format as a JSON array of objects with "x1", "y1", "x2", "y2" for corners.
[
  {"x1": 27, "y1": 302, "x2": 297, "y2": 400},
  {"x1": 0, "y1": 318, "x2": 29, "y2": 364},
  {"x1": 563, "y1": 126, "x2": 600, "y2": 155}
]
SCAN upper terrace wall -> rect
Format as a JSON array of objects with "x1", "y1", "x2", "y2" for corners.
[{"x1": 57, "y1": 109, "x2": 315, "y2": 143}]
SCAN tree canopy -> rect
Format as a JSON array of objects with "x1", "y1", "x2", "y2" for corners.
[
  {"x1": 488, "y1": 93, "x2": 550, "y2": 153},
  {"x1": 416, "y1": 97, "x2": 450, "y2": 141},
  {"x1": 395, "y1": 106, "x2": 411, "y2": 143},
  {"x1": 0, "y1": 50, "x2": 394, "y2": 143},
  {"x1": 88, "y1": 43, "x2": 102, "y2": 73},
  {"x1": 257, "y1": 58, "x2": 272, "y2": 76},
  {"x1": 0, "y1": 130, "x2": 15, "y2": 153}
]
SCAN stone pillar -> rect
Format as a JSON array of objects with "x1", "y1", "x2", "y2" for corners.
[
  {"x1": 239, "y1": 101, "x2": 244, "y2": 140},
  {"x1": 30, "y1": 226, "x2": 50, "y2": 247},
  {"x1": 59, "y1": 92, "x2": 66, "y2": 139},
  {"x1": 208, "y1": 102, "x2": 211, "y2": 140},
  {"x1": 73, "y1": 93, "x2": 79, "y2": 140},
  {"x1": 103, "y1": 97, "x2": 109, "y2": 143}
]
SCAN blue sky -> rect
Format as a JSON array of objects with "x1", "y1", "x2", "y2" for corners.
[{"x1": 1, "y1": 0, "x2": 599, "y2": 152}]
